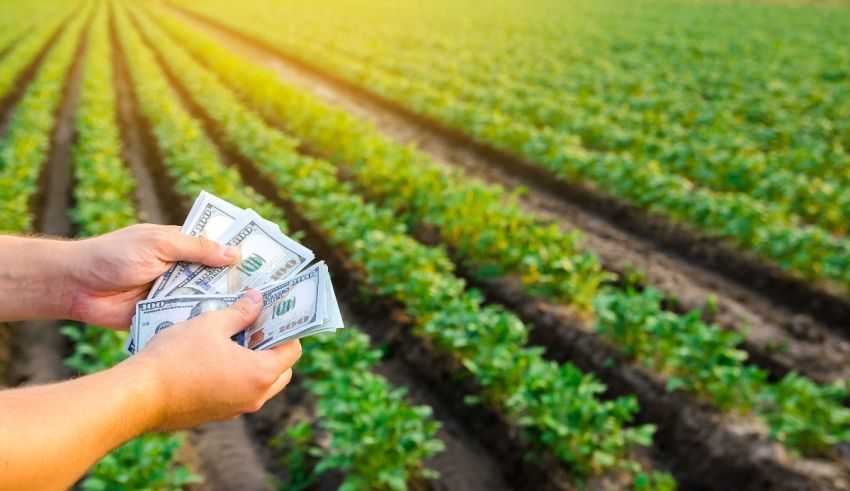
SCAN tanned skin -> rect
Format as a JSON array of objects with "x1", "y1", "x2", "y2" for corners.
[{"x1": 0, "y1": 224, "x2": 301, "y2": 489}]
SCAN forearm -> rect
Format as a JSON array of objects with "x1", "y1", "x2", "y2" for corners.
[
  {"x1": 0, "y1": 235, "x2": 77, "y2": 322},
  {"x1": 0, "y1": 356, "x2": 162, "y2": 489}
]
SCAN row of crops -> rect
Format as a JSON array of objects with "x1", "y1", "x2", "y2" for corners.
[{"x1": 0, "y1": 0, "x2": 848, "y2": 489}]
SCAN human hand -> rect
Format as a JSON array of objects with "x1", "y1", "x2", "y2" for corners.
[
  {"x1": 129, "y1": 290, "x2": 302, "y2": 431},
  {"x1": 65, "y1": 224, "x2": 240, "y2": 329}
]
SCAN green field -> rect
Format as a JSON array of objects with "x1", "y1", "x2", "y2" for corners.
[{"x1": 0, "y1": 0, "x2": 848, "y2": 489}]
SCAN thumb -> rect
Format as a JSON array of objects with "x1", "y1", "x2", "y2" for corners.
[
  {"x1": 201, "y1": 290, "x2": 263, "y2": 337},
  {"x1": 162, "y1": 232, "x2": 240, "y2": 267}
]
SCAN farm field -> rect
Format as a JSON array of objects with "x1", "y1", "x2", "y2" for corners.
[{"x1": 0, "y1": 0, "x2": 848, "y2": 490}]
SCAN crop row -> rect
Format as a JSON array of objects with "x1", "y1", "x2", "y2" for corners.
[
  {"x1": 261, "y1": 19, "x2": 850, "y2": 238},
  {"x1": 123, "y1": 2, "x2": 673, "y2": 486},
  {"x1": 145, "y1": 5, "x2": 850, "y2": 457},
  {"x1": 317, "y1": 47, "x2": 850, "y2": 237},
  {"x1": 0, "y1": 1, "x2": 89, "y2": 232},
  {"x1": 62, "y1": 4, "x2": 196, "y2": 488},
  {"x1": 168, "y1": 0, "x2": 850, "y2": 293},
  {"x1": 113, "y1": 4, "x2": 444, "y2": 488},
  {"x1": 0, "y1": 0, "x2": 78, "y2": 103}
]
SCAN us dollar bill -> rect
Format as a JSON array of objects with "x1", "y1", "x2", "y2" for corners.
[
  {"x1": 164, "y1": 209, "x2": 314, "y2": 297},
  {"x1": 147, "y1": 191, "x2": 244, "y2": 299},
  {"x1": 238, "y1": 262, "x2": 342, "y2": 350},
  {"x1": 131, "y1": 262, "x2": 342, "y2": 353},
  {"x1": 130, "y1": 293, "x2": 242, "y2": 354}
]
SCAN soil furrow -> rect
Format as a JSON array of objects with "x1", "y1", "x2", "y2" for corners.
[{"x1": 158, "y1": 3, "x2": 850, "y2": 383}]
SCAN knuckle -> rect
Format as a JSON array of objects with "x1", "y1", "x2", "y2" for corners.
[
  {"x1": 231, "y1": 301, "x2": 252, "y2": 321},
  {"x1": 196, "y1": 235, "x2": 213, "y2": 253},
  {"x1": 250, "y1": 369, "x2": 275, "y2": 391}
]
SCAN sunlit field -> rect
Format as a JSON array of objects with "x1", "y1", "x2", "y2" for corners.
[{"x1": 0, "y1": 0, "x2": 848, "y2": 489}]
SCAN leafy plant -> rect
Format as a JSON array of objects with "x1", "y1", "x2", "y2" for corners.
[{"x1": 152, "y1": 1, "x2": 848, "y2": 461}]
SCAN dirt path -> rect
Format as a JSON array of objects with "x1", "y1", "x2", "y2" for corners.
[{"x1": 158, "y1": 4, "x2": 850, "y2": 384}]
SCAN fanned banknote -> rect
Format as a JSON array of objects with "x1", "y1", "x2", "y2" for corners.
[
  {"x1": 127, "y1": 191, "x2": 343, "y2": 354},
  {"x1": 147, "y1": 191, "x2": 243, "y2": 299},
  {"x1": 130, "y1": 262, "x2": 343, "y2": 353},
  {"x1": 163, "y1": 209, "x2": 314, "y2": 298}
]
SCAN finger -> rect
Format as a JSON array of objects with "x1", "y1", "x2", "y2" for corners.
[
  {"x1": 197, "y1": 290, "x2": 263, "y2": 337},
  {"x1": 257, "y1": 340, "x2": 302, "y2": 374},
  {"x1": 156, "y1": 228, "x2": 239, "y2": 266},
  {"x1": 261, "y1": 368, "x2": 293, "y2": 403}
]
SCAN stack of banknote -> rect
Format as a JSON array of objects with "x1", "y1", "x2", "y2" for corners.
[{"x1": 126, "y1": 191, "x2": 343, "y2": 354}]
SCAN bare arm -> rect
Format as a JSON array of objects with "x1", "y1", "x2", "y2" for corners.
[
  {"x1": 0, "y1": 224, "x2": 239, "y2": 328},
  {"x1": 0, "y1": 291, "x2": 301, "y2": 490},
  {"x1": 0, "y1": 235, "x2": 78, "y2": 323},
  {"x1": 0, "y1": 226, "x2": 302, "y2": 488},
  {"x1": 0, "y1": 355, "x2": 161, "y2": 489}
]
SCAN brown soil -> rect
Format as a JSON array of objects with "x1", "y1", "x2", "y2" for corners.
[
  {"x1": 130, "y1": 6, "x2": 850, "y2": 489},
  {"x1": 109, "y1": 4, "x2": 181, "y2": 226},
  {"x1": 454, "y1": 258, "x2": 850, "y2": 490},
  {"x1": 158, "y1": 3, "x2": 850, "y2": 384},
  {"x1": 144, "y1": 6, "x2": 850, "y2": 489},
  {"x1": 186, "y1": 420, "x2": 277, "y2": 491}
]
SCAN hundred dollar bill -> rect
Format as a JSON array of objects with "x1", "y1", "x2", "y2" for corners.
[
  {"x1": 237, "y1": 262, "x2": 343, "y2": 350},
  {"x1": 147, "y1": 191, "x2": 244, "y2": 299},
  {"x1": 130, "y1": 262, "x2": 343, "y2": 353},
  {"x1": 165, "y1": 209, "x2": 314, "y2": 297},
  {"x1": 130, "y1": 293, "x2": 241, "y2": 354}
]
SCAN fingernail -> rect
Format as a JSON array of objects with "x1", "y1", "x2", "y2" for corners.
[
  {"x1": 242, "y1": 289, "x2": 262, "y2": 306},
  {"x1": 222, "y1": 245, "x2": 239, "y2": 259}
]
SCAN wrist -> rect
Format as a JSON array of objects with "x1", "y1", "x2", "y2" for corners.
[
  {"x1": 0, "y1": 236, "x2": 80, "y2": 321},
  {"x1": 115, "y1": 353, "x2": 168, "y2": 433}
]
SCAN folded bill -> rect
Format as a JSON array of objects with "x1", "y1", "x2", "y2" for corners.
[{"x1": 127, "y1": 191, "x2": 343, "y2": 354}]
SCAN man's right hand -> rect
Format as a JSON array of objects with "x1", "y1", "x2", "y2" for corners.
[{"x1": 130, "y1": 289, "x2": 302, "y2": 431}]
